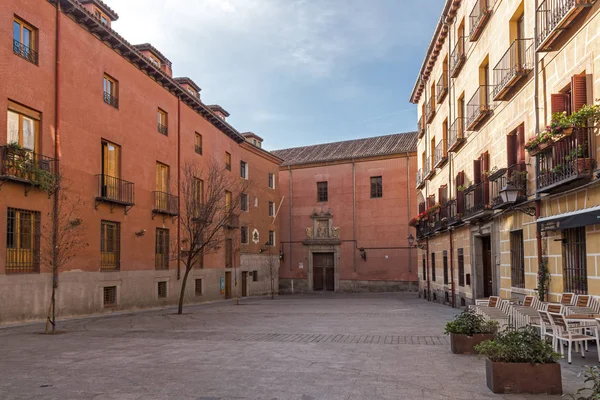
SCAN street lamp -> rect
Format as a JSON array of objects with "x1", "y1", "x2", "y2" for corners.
[
  {"x1": 407, "y1": 234, "x2": 415, "y2": 247},
  {"x1": 499, "y1": 182, "x2": 519, "y2": 204}
]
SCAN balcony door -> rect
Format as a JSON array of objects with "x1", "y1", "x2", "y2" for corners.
[
  {"x1": 101, "y1": 140, "x2": 120, "y2": 199},
  {"x1": 156, "y1": 162, "x2": 170, "y2": 209},
  {"x1": 516, "y1": 15, "x2": 525, "y2": 68}
]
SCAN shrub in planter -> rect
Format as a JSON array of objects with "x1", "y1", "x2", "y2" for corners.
[
  {"x1": 569, "y1": 365, "x2": 600, "y2": 400},
  {"x1": 475, "y1": 327, "x2": 562, "y2": 394},
  {"x1": 444, "y1": 309, "x2": 497, "y2": 354}
]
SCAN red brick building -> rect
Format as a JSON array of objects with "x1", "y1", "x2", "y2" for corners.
[
  {"x1": 0, "y1": 0, "x2": 280, "y2": 323},
  {"x1": 273, "y1": 133, "x2": 419, "y2": 292}
]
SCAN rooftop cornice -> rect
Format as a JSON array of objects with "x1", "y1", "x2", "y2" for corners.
[
  {"x1": 78, "y1": 0, "x2": 118, "y2": 20},
  {"x1": 240, "y1": 141, "x2": 283, "y2": 165}
]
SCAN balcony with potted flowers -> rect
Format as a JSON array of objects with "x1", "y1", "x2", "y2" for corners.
[
  {"x1": 462, "y1": 181, "x2": 493, "y2": 221},
  {"x1": 445, "y1": 198, "x2": 463, "y2": 227},
  {"x1": 489, "y1": 163, "x2": 528, "y2": 209},
  {"x1": 536, "y1": 0, "x2": 598, "y2": 52}
]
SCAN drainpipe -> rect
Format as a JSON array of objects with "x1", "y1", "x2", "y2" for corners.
[
  {"x1": 406, "y1": 153, "x2": 411, "y2": 274},
  {"x1": 534, "y1": 0, "x2": 544, "y2": 292},
  {"x1": 177, "y1": 98, "x2": 181, "y2": 280},
  {"x1": 288, "y1": 166, "x2": 293, "y2": 272},
  {"x1": 446, "y1": 21, "x2": 455, "y2": 308},
  {"x1": 352, "y1": 158, "x2": 357, "y2": 272},
  {"x1": 49, "y1": 0, "x2": 61, "y2": 333}
]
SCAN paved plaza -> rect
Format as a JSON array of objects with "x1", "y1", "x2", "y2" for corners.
[{"x1": 0, "y1": 293, "x2": 594, "y2": 399}]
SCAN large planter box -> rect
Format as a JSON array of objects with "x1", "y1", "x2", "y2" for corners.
[
  {"x1": 450, "y1": 333, "x2": 494, "y2": 354},
  {"x1": 485, "y1": 358, "x2": 562, "y2": 394}
]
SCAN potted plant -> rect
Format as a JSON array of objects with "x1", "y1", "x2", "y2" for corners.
[
  {"x1": 569, "y1": 103, "x2": 600, "y2": 128},
  {"x1": 444, "y1": 309, "x2": 497, "y2": 354},
  {"x1": 475, "y1": 326, "x2": 562, "y2": 394}
]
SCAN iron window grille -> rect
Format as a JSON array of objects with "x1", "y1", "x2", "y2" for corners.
[
  {"x1": 268, "y1": 173, "x2": 275, "y2": 189},
  {"x1": 195, "y1": 279, "x2": 203, "y2": 296},
  {"x1": 370, "y1": 176, "x2": 383, "y2": 198},
  {"x1": 241, "y1": 226, "x2": 249, "y2": 244},
  {"x1": 443, "y1": 250, "x2": 449, "y2": 285},
  {"x1": 225, "y1": 152, "x2": 231, "y2": 171},
  {"x1": 155, "y1": 228, "x2": 169, "y2": 270},
  {"x1": 422, "y1": 255, "x2": 427, "y2": 281},
  {"x1": 317, "y1": 182, "x2": 328, "y2": 202},
  {"x1": 563, "y1": 227, "x2": 588, "y2": 295},
  {"x1": 253, "y1": 271, "x2": 258, "y2": 282},
  {"x1": 268, "y1": 231, "x2": 275, "y2": 246},
  {"x1": 100, "y1": 220, "x2": 120, "y2": 270},
  {"x1": 431, "y1": 252, "x2": 436, "y2": 282},
  {"x1": 157, "y1": 281, "x2": 167, "y2": 298},
  {"x1": 240, "y1": 161, "x2": 247, "y2": 179},
  {"x1": 510, "y1": 230, "x2": 525, "y2": 288},
  {"x1": 103, "y1": 286, "x2": 117, "y2": 307},
  {"x1": 458, "y1": 248, "x2": 465, "y2": 287},
  {"x1": 6, "y1": 207, "x2": 41, "y2": 274},
  {"x1": 241, "y1": 193, "x2": 249, "y2": 211},
  {"x1": 269, "y1": 201, "x2": 275, "y2": 217}
]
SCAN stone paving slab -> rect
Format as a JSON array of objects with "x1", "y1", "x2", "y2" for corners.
[{"x1": 0, "y1": 293, "x2": 595, "y2": 399}]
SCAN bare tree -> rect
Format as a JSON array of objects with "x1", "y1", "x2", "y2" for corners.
[
  {"x1": 176, "y1": 159, "x2": 248, "y2": 314},
  {"x1": 42, "y1": 176, "x2": 87, "y2": 334}
]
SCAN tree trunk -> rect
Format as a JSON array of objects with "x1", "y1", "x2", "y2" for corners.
[{"x1": 178, "y1": 265, "x2": 192, "y2": 314}]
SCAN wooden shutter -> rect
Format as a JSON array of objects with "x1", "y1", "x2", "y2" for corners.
[
  {"x1": 571, "y1": 75, "x2": 587, "y2": 113},
  {"x1": 551, "y1": 94, "x2": 569, "y2": 114},
  {"x1": 482, "y1": 152, "x2": 490, "y2": 205},
  {"x1": 516, "y1": 125, "x2": 525, "y2": 164},
  {"x1": 507, "y1": 134, "x2": 517, "y2": 167},
  {"x1": 456, "y1": 171, "x2": 464, "y2": 213},
  {"x1": 473, "y1": 159, "x2": 482, "y2": 184},
  {"x1": 419, "y1": 201, "x2": 426, "y2": 213}
]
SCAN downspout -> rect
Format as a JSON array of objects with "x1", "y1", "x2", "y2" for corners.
[
  {"x1": 288, "y1": 166, "x2": 293, "y2": 272},
  {"x1": 352, "y1": 158, "x2": 357, "y2": 273},
  {"x1": 446, "y1": 21, "x2": 455, "y2": 308},
  {"x1": 423, "y1": 80, "x2": 430, "y2": 300},
  {"x1": 534, "y1": 0, "x2": 544, "y2": 296},
  {"x1": 177, "y1": 98, "x2": 181, "y2": 280},
  {"x1": 406, "y1": 153, "x2": 411, "y2": 274}
]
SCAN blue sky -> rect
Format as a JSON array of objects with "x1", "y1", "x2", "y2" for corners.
[{"x1": 105, "y1": 0, "x2": 444, "y2": 150}]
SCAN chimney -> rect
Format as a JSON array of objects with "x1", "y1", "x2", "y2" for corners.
[
  {"x1": 242, "y1": 132, "x2": 264, "y2": 148},
  {"x1": 208, "y1": 105, "x2": 230, "y2": 121},
  {"x1": 174, "y1": 77, "x2": 201, "y2": 100},
  {"x1": 80, "y1": 0, "x2": 119, "y2": 28},
  {"x1": 133, "y1": 43, "x2": 173, "y2": 77}
]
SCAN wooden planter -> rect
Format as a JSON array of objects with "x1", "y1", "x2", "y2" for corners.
[
  {"x1": 485, "y1": 358, "x2": 562, "y2": 394},
  {"x1": 449, "y1": 333, "x2": 494, "y2": 354},
  {"x1": 577, "y1": 158, "x2": 593, "y2": 174}
]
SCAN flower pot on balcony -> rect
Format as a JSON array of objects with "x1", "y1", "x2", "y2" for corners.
[
  {"x1": 576, "y1": 158, "x2": 593, "y2": 174},
  {"x1": 450, "y1": 333, "x2": 494, "y2": 354},
  {"x1": 562, "y1": 127, "x2": 573, "y2": 136},
  {"x1": 484, "y1": 359, "x2": 562, "y2": 394}
]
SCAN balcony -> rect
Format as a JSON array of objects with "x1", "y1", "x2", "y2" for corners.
[
  {"x1": 103, "y1": 91, "x2": 119, "y2": 108},
  {"x1": 536, "y1": 0, "x2": 597, "y2": 52},
  {"x1": 416, "y1": 219, "x2": 433, "y2": 239},
  {"x1": 158, "y1": 123, "x2": 168, "y2": 135},
  {"x1": 437, "y1": 69, "x2": 448, "y2": 104},
  {"x1": 417, "y1": 116, "x2": 425, "y2": 138},
  {"x1": 426, "y1": 97, "x2": 436, "y2": 123},
  {"x1": 434, "y1": 139, "x2": 448, "y2": 168},
  {"x1": 416, "y1": 169, "x2": 425, "y2": 189},
  {"x1": 424, "y1": 157, "x2": 434, "y2": 180},
  {"x1": 450, "y1": 36, "x2": 466, "y2": 78},
  {"x1": 195, "y1": 145, "x2": 203, "y2": 155},
  {"x1": 13, "y1": 39, "x2": 38, "y2": 65},
  {"x1": 448, "y1": 117, "x2": 466, "y2": 153},
  {"x1": 445, "y1": 199, "x2": 463, "y2": 227},
  {"x1": 492, "y1": 39, "x2": 534, "y2": 101},
  {"x1": 95, "y1": 174, "x2": 135, "y2": 213},
  {"x1": 489, "y1": 163, "x2": 528, "y2": 209},
  {"x1": 0, "y1": 146, "x2": 57, "y2": 193},
  {"x1": 153, "y1": 191, "x2": 179, "y2": 217},
  {"x1": 463, "y1": 182, "x2": 493, "y2": 221},
  {"x1": 536, "y1": 127, "x2": 595, "y2": 194},
  {"x1": 469, "y1": 0, "x2": 493, "y2": 42},
  {"x1": 466, "y1": 85, "x2": 495, "y2": 131},
  {"x1": 432, "y1": 205, "x2": 448, "y2": 232}
]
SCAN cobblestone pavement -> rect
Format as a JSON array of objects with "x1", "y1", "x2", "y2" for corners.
[{"x1": 0, "y1": 293, "x2": 593, "y2": 399}]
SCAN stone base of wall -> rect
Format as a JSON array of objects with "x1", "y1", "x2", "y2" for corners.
[{"x1": 280, "y1": 278, "x2": 417, "y2": 294}]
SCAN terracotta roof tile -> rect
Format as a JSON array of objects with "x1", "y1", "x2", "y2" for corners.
[
  {"x1": 272, "y1": 132, "x2": 417, "y2": 167},
  {"x1": 79, "y1": 0, "x2": 119, "y2": 20}
]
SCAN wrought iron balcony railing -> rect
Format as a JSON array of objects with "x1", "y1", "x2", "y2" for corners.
[
  {"x1": 95, "y1": 174, "x2": 135, "y2": 206},
  {"x1": 463, "y1": 181, "x2": 492, "y2": 220},
  {"x1": 195, "y1": 145, "x2": 203, "y2": 155},
  {"x1": 450, "y1": 36, "x2": 467, "y2": 78},
  {"x1": 0, "y1": 146, "x2": 57, "y2": 190},
  {"x1": 158, "y1": 123, "x2": 168, "y2": 135},
  {"x1": 432, "y1": 204, "x2": 448, "y2": 232},
  {"x1": 437, "y1": 69, "x2": 448, "y2": 104},
  {"x1": 492, "y1": 39, "x2": 534, "y2": 101},
  {"x1": 155, "y1": 254, "x2": 169, "y2": 270},
  {"x1": 426, "y1": 97, "x2": 436, "y2": 123},
  {"x1": 103, "y1": 91, "x2": 119, "y2": 108},
  {"x1": 416, "y1": 168, "x2": 425, "y2": 189},
  {"x1": 466, "y1": 85, "x2": 495, "y2": 131},
  {"x1": 153, "y1": 191, "x2": 179, "y2": 216},
  {"x1": 489, "y1": 163, "x2": 528, "y2": 209},
  {"x1": 13, "y1": 40, "x2": 38, "y2": 64},
  {"x1": 417, "y1": 116, "x2": 425, "y2": 138},
  {"x1": 416, "y1": 220, "x2": 433, "y2": 239},
  {"x1": 448, "y1": 117, "x2": 466, "y2": 153},
  {"x1": 445, "y1": 199, "x2": 462, "y2": 226},
  {"x1": 536, "y1": 127, "x2": 595, "y2": 193},
  {"x1": 536, "y1": 0, "x2": 597, "y2": 52},
  {"x1": 424, "y1": 156, "x2": 434, "y2": 179},
  {"x1": 469, "y1": 0, "x2": 493, "y2": 42},
  {"x1": 434, "y1": 139, "x2": 448, "y2": 168}
]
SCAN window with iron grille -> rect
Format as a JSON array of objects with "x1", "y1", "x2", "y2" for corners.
[
  {"x1": 563, "y1": 227, "x2": 588, "y2": 295},
  {"x1": 157, "y1": 108, "x2": 168, "y2": 135},
  {"x1": 195, "y1": 133, "x2": 202, "y2": 155},
  {"x1": 225, "y1": 152, "x2": 231, "y2": 171},
  {"x1": 155, "y1": 228, "x2": 169, "y2": 270},
  {"x1": 422, "y1": 255, "x2": 426, "y2": 281},
  {"x1": 253, "y1": 270, "x2": 258, "y2": 282},
  {"x1": 103, "y1": 74, "x2": 118, "y2": 108},
  {"x1": 317, "y1": 182, "x2": 328, "y2": 202},
  {"x1": 431, "y1": 252, "x2": 436, "y2": 282},
  {"x1": 6, "y1": 208, "x2": 41, "y2": 273},
  {"x1": 225, "y1": 238, "x2": 233, "y2": 268},
  {"x1": 268, "y1": 173, "x2": 275, "y2": 189},
  {"x1": 443, "y1": 250, "x2": 449, "y2": 285},
  {"x1": 240, "y1": 161, "x2": 248, "y2": 179},
  {"x1": 241, "y1": 193, "x2": 249, "y2": 211},
  {"x1": 370, "y1": 176, "x2": 383, "y2": 198},
  {"x1": 13, "y1": 17, "x2": 38, "y2": 65},
  {"x1": 241, "y1": 226, "x2": 249, "y2": 244},
  {"x1": 510, "y1": 230, "x2": 525, "y2": 288},
  {"x1": 103, "y1": 286, "x2": 117, "y2": 307},
  {"x1": 195, "y1": 279, "x2": 203, "y2": 296},
  {"x1": 268, "y1": 230, "x2": 275, "y2": 246},
  {"x1": 268, "y1": 201, "x2": 275, "y2": 217},
  {"x1": 194, "y1": 249, "x2": 204, "y2": 269},
  {"x1": 157, "y1": 281, "x2": 167, "y2": 298},
  {"x1": 458, "y1": 248, "x2": 465, "y2": 286},
  {"x1": 101, "y1": 220, "x2": 120, "y2": 270}
]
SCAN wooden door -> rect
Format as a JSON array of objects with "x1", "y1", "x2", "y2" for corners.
[
  {"x1": 325, "y1": 267, "x2": 334, "y2": 291},
  {"x1": 313, "y1": 266, "x2": 324, "y2": 291},
  {"x1": 241, "y1": 272, "x2": 248, "y2": 297},
  {"x1": 482, "y1": 236, "x2": 493, "y2": 297},
  {"x1": 225, "y1": 271, "x2": 232, "y2": 299},
  {"x1": 313, "y1": 253, "x2": 334, "y2": 292}
]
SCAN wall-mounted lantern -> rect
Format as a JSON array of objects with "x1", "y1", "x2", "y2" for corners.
[{"x1": 359, "y1": 247, "x2": 367, "y2": 261}]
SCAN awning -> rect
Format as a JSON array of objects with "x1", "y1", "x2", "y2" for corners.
[{"x1": 537, "y1": 205, "x2": 600, "y2": 232}]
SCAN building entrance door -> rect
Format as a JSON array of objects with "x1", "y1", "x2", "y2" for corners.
[
  {"x1": 481, "y1": 236, "x2": 493, "y2": 297},
  {"x1": 313, "y1": 253, "x2": 334, "y2": 291},
  {"x1": 241, "y1": 272, "x2": 248, "y2": 297},
  {"x1": 225, "y1": 271, "x2": 232, "y2": 299}
]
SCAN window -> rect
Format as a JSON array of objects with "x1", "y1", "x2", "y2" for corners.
[
  {"x1": 100, "y1": 140, "x2": 122, "y2": 201},
  {"x1": 195, "y1": 279, "x2": 203, "y2": 296},
  {"x1": 148, "y1": 54, "x2": 160, "y2": 68},
  {"x1": 225, "y1": 191, "x2": 232, "y2": 216},
  {"x1": 195, "y1": 133, "x2": 202, "y2": 155},
  {"x1": 268, "y1": 173, "x2": 275, "y2": 189},
  {"x1": 268, "y1": 230, "x2": 275, "y2": 247},
  {"x1": 370, "y1": 176, "x2": 383, "y2": 198},
  {"x1": 155, "y1": 228, "x2": 169, "y2": 270},
  {"x1": 157, "y1": 281, "x2": 167, "y2": 298},
  {"x1": 94, "y1": 8, "x2": 109, "y2": 25},
  {"x1": 225, "y1": 238, "x2": 233, "y2": 268},
  {"x1": 240, "y1": 161, "x2": 248, "y2": 179},
  {"x1": 157, "y1": 109, "x2": 168, "y2": 135},
  {"x1": 155, "y1": 162, "x2": 169, "y2": 193},
  {"x1": 268, "y1": 201, "x2": 275, "y2": 217},
  {"x1": 6, "y1": 208, "x2": 40, "y2": 273},
  {"x1": 225, "y1": 152, "x2": 231, "y2": 171},
  {"x1": 563, "y1": 227, "x2": 588, "y2": 294},
  {"x1": 103, "y1": 74, "x2": 118, "y2": 108},
  {"x1": 422, "y1": 255, "x2": 426, "y2": 281},
  {"x1": 103, "y1": 286, "x2": 117, "y2": 307},
  {"x1": 443, "y1": 250, "x2": 449, "y2": 285},
  {"x1": 431, "y1": 252, "x2": 436, "y2": 282},
  {"x1": 510, "y1": 230, "x2": 525, "y2": 288},
  {"x1": 317, "y1": 182, "x2": 328, "y2": 202},
  {"x1": 458, "y1": 248, "x2": 465, "y2": 286},
  {"x1": 7, "y1": 103, "x2": 39, "y2": 151},
  {"x1": 241, "y1": 226, "x2": 249, "y2": 244},
  {"x1": 195, "y1": 250, "x2": 204, "y2": 269},
  {"x1": 252, "y1": 271, "x2": 258, "y2": 282},
  {"x1": 241, "y1": 193, "x2": 249, "y2": 212},
  {"x1": 13, "y1": 17, "x2": 37, "y2": 64},
  {"x1": 187, "y1": 87, "x2": 195, "y2": 96},
  {"x1": 101, "y1": 220, "x2": 120, "y2": 270}
]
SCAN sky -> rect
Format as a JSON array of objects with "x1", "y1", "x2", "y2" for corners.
[{"x1": 105, "y1": 0, "x2": 444, "y2": 151}]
